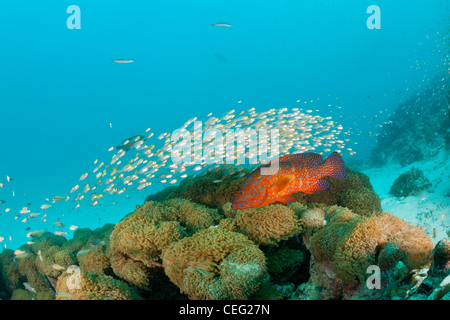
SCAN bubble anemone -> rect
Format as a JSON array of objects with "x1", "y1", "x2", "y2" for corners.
[{"x1": 162, "y1": 227, "x2": 267, "y2": 300}]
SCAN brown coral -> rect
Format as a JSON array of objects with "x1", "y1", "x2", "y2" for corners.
[
  {"x1": 108, "y1": 200, "x2": 187, "y2": 289},
  {"x1": 78, "y1": 248, "x2": 110, "y2": 274},
  {"x1": 309, "y1": 210, "x2": 434, "y2": 285},
  {"x1": 159, "y1": 198, "x2": 223, "y2": 234},
  {"x1": 232, "y1": 204, "x2": 300, "y2": 246},
  {"x1": 162, "y1": 227, "x2": 267, "y2": 300},
  {"x1": 56, "y1": 267, "x2": 141, "y2": 300}
]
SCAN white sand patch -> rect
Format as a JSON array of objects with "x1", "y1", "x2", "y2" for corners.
[{"x1": 363, "y1": 149, "x2": 450, "y2": 245}]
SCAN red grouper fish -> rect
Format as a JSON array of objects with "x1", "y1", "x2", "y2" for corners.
[{"x1": 231, "y1": 151, "x2": 346, "y2": 210}]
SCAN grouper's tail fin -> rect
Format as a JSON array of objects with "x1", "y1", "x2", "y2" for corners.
[{"x1": 322, "y1": 151, "x2": 346, "y2": 180}]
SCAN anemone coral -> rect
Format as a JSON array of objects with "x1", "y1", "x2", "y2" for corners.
[
  {"x1": 10, "y1": 289, "x2": 33, "y2": 300},
  {"x1": 108, "y1": 200, "x2": 187, "y2": 289},
  {"x1": 232, "y1": 204, "x2": 300, "y2": 246},
  {"x1": 78, "y1": 247, "x2": 110, "y2": 274},
  {"x1": 159, "y1": 198, "x2": 223, "y2": 234},
  {"x1": 298, "y1": 208, "x2": 327, "y2": 237},
  {"x1": 35, "y1": 246, "x2": 76, "y2": 279},
  {"x1": 0, "y1": 249, "x2": 19, "y2": 292},
  {"x1": 56, "y1": 267, "x2": 141, "y2": 300},
  {"x1": 162, "y1": 227, "x2": 267, "y2": 300},
  {"x1": 309, "y1": 210, "x2": 434, "y2": 285}
]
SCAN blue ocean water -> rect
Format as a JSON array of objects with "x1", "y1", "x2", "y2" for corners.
[{"x1": 0, "y1": 0, "x2": 447, "y2": 251}]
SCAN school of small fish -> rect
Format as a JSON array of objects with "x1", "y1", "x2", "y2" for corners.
[{"x1": 0, "y1": 106, "x2": 356, "y2": 248}]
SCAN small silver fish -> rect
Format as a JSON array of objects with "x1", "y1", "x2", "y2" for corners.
[
  {"x1": 111, "y1": 58, "x2": 135, "y2": 64},
  {"x1": 54, "y1": 231, "x2": 68, "y2": 236},
  {"x1": 90, "y1": 240, "x2": 105, "y2": 248},
  {"x1": 0, "y1": 200, "x2": 6, "y2": 204},
  {"x1": 77, "y1": 249, "x2": 90, "y2": 257},
  {"x1": 211, "y1": 22, "x2": 234, "y2": 28},
  {"x1": 53, "y1": 196, "x2": 68, "y2": 202},
  {"x1": 51, "y1": 264, "x2": 65, "y2": 271},
  {"x1": 56, "y1": 291, "x2": 72, "y2": 299},
  {"x1": 24, "y1": 282, "x2": 36, "y2": 294},
  {"x1": 27, "y1": 230, "x2": 45, "y2": 239}
]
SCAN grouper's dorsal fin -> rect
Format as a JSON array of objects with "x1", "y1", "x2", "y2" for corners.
[{"x1": 277, "y1": 152, "x2": 323, "y2": 167}]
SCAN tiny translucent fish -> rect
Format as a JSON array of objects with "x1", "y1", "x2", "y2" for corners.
[
  {"x1": 0, "y1": 183, "x2": 3, "y2": 188},
  {"x1": 51, "y1": 264, "x2": 66, "y2": 271},
  {"x1": 27, "y1": 230, "x2": 45, "y2": 239},
  {"x1": 53, "y1": 196, "x2": 68, "y2": 202},
  {"x1": 6, "y1": 176, "x2": 11, "y2": 182},
  {"x1": 20, "y1": 207, "x2": 30, "y2": 214},
  {"x1": 26, "y1": 241, "x2": 34, "y2": 245},
  {"x1": 108, "y1": 146, "x2": 114, "y2": 151},
  {"x1": 53, "y1": 221, "x2": 64, "y2": 228},
  {"x1": 70, "y1": 185, "x2": 79, "y2": 193},
  {"x1": 79, "y1": 172, "x2": 89, "y2": 181},
  {"x1": 14, "y1": 250, "x2": 29, "y2": 259},
  {"x1": 90, "y1": 240, "x2": 105, "y2": 248},
  {"x1": 9, "y1": 236, "x2": 12, "y2": 241},
  {"x1": 14, "y1": 249, "x2": 27, "y2": 256},
  {"x1": 56, "y1": 291, "x2": 72, "y2": 299},
  {"x1": 211, "y1": 22, "x2": 234, "y2": 28},
  {"x1": 40, "y1": 204, "x2": 52, "y2": 209},
  {"x1": 0, "y1": 237, "x2": 3, "y2": 242},
  {"x1": 83, "y1": 184, "x2": 91, "y2": 193},
  {"x1": 77, "y1": 249, "x2": 90, "y2": 257},
  {"x1": 28, "y1": 212, "x2": 41, "y2": 219},
  {"x1": 54, "y1": 231, "x2": 68, "y2": 236},
  {"x1": 213, "y1": 180, "x2": 223, "y2": 183},
  {"x1": 69, "y1": 225, "x2": 78, "y2": 231},
  {"x1": 111, "y1": 58, "x2": 135, "y2": 63},
  {"x1": 74, "y1": 204, "x2": 80, "y2": 209},
  {"x1": 23, "y1": 282, "x2": 36, "y2": 294},
  {"x1": 37, "y1": 250, "x2": 43, "y2": 261}
]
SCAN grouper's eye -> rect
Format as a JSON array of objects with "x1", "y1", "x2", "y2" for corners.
[{"x1": 237, "y1": 190, "x2": 244, "y2": 196}]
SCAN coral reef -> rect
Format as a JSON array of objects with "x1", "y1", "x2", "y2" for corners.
[
  {"x1": 0, "y1": 157, "x2": 442, "y2": 301},
  {"x1": 309, "y1": 210, "x2": 434, "y2": 285},
  {"x1": 231, "y1": 204, "x2": 300, "y2": 246},
  {"x1": 108, "y1": 200, "x2": 187, "y2": 290},
  {"x1": 158, "y1": 198, "x2": 223, "y2": 235},
  {"x1": 389, "y1": 167, "x2": 432, "y2": 197},
  {"x1": 56, "y1": 266, "x2": 141, "y2": 300},
  {"x1": 162, "y1": 227, "x2": 267, "y2": 300},
  {"x1": 371, "y1": 75, "x2": 450, "y2": 167}
]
